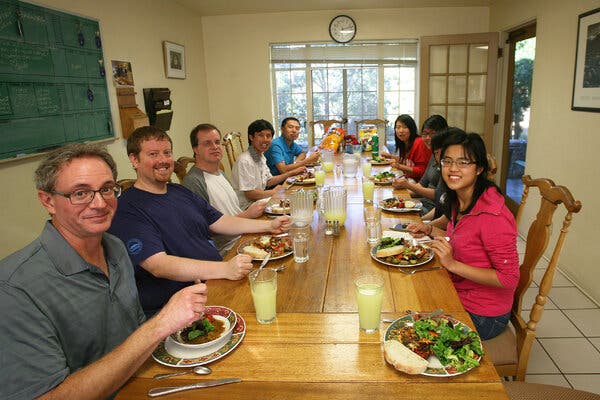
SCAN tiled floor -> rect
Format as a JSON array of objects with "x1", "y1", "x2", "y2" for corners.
[{"x1": 516, "y1": 236, "x2": 600, "y2": 394}]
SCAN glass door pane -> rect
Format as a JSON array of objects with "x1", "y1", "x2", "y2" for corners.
[{"x1": 506, "y1": 36, "x2": 535, "y2": 205}]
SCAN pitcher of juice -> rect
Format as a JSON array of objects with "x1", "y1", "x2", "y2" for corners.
[
  {"x1": 322, "y1": 186, "x2": 347, "y2": 226},
  {"x1": 290, "y1": 189, "x2": 314, "y2": 227}
]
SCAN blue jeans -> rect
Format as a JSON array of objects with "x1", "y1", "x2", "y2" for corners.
[{"x1": 468, "y1": 311, "x2": 511, "y2": 340}]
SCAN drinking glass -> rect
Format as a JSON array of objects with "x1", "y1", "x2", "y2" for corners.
[
  {"x1": 355, "y1": 274, "x2": 384, "y2": 333},
  {"x1": 314, "y1": 166, "x2": 325, "y2": 187},
  {"x1": 366, "y1": 220, "x2": 381, "y2": 245},
  {"x1": 363, "y1": 203, "x2": 381, "y2": 223},
  {"x1": 362, "y1": 160, "x2": 372, "y2": 178},
  {"x1": 292, "y1": 224, "x2": 310, "y2": 263},
  {"x1": 362, "y1": 180, "x2": 375, "y2": 203},
  {"x1": 321, "y1": 149, "x2": 334, "y2": 172},
  {"x1": 249, "y1": 268, "x2": 277, "y2": 324}
]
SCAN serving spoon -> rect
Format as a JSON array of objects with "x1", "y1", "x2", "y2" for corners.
[{"x1": 153, "y1": 365, "x2": 212, "y2": 380}]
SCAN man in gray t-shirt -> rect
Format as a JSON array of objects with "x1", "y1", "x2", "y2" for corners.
[{"x1": 0, "y1": 143, "x2": 208, "y2": 399}]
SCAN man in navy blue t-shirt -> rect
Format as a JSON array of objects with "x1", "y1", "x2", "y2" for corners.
[{"x1": 109, "y1": 126, "x2": 291, "y2": 316}]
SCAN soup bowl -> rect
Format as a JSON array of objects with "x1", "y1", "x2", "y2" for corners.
[{"x1": 165, "y1": 305, "x2": 237, "y2": 359}]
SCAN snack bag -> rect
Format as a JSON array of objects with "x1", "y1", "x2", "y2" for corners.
[{"x1": 319, "y1": 127, "x2": 346, "y2": 153}]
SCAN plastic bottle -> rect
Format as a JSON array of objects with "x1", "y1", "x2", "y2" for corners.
[{"x1": 371, "y1": 134, "x2": 379, "y2": 160}]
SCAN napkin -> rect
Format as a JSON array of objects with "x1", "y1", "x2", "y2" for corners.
[{"x1": 382, "y1": 230, "x2": 431, "y2": 243}]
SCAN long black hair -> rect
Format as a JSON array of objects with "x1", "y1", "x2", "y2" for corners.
[
  {"x1": 439, "y1": 128, "x2": 501, "y2": 219},
  {"x1": 393, "y1": 114, "x2": 418, "y2": 159}
]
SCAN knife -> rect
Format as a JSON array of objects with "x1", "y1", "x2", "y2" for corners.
[{"x1": 148, "y1": 378, "x2": 242, "y2": 397}]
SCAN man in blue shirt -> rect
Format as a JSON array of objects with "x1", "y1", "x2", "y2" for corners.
[{"x1": 265, "y1": 117, "x2": 320, "y2": 175}]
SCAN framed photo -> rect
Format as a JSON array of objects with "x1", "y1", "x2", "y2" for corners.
[
  {"x1": 163, "y1": 41, "x2": 186, "y2": 79},
  {"x1": 572, "y1": 7, "x2": 600, "y2": 112}
]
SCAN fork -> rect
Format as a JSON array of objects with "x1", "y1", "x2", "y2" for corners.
[{"x1": 398, "y1": 266, "x2": 442, "y2": 275}]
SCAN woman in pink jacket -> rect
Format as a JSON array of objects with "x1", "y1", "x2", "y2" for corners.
[{"x1": 409, "y1": 129, "x2": 519, "y2": 340}]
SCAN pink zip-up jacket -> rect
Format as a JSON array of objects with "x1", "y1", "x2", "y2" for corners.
[{"x1": 446, "y1": 186, "x2": 520, "y2": 317}]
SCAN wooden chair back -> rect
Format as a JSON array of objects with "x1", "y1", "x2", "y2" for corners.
[
  {"x1": 309, "y1": 118, "x2": 347, "y2": 144},
  {"x1": 484, "y1": 175, "x2": 582, "y2": 381},
  {"x1": 117, "y1": 179, "x2": 136, "y2": 191},
  {"x1": 354, "y1": 119, "x2": 388, "y2": 133},
  {"x1": 223, "y1": 131, "x2": 244, "y2": 167},
  {"x1": 487, "y1": 153, "x2": 498, "y2": 181},
  {"x1": 173, "y1": 156, "x2": 195, "y2": 183}
]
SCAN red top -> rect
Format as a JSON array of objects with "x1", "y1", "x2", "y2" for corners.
[
  {"x1": 401, "y1": 137, "x2": 431, "y2": 180},
  {"x1": 445, "y1": 187, "x2": 520, "y2": 317}
]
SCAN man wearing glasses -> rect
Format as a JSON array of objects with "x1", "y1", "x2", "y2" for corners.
[
  {"x1": 182, "y1": 123, "x2": 266, "y2": 255},
  {"x1": 0, "y1": 143, "x2": 208, "y2": 399},
  {"x1": 109, "y1": 126, "x2": 291, "y2": 317}
]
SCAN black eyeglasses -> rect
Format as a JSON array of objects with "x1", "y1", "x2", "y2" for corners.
[
  {"x1": 51, "y1": 185, "x2": 122, "y2": 205},
  {"x1": 440, "y1": 158, "x2": 476, "y2": 169}
]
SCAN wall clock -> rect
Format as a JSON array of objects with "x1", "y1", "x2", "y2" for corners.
[{"x1": 329, "y1": 15, "x2": 356, "y2": 43}]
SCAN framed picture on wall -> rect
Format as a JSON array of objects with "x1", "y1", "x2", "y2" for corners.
[
  {"x1": 163, "y1": 41, "x2": 186, "y2": 79},
  {"x1": 571, "y1": 7, "x2": 600, "y2": 112}
]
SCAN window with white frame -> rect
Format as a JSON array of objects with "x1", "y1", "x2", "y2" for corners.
[{"x1": 270, "y1": 41, "x2": 418, "y2": 150}]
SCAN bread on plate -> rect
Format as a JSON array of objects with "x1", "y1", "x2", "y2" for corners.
[
  {"x1": 383, "y1": 340, "x2": 428, "y2": 375},
  {"x1": 376, "y1": 244, "x2": 404, "y2": 258},
  {"x1": 243, "y1": 245, "x2": 268, "y2": 259}
]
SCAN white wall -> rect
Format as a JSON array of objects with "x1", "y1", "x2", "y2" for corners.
[
  {"x1": 201, "y1": 7, "x2": 490, "y2": 143},
  {"x1": 490, "y1": 0, "x2": 600, "y2": 302},
  {"x1": 0, "y1": 0, "x2": 209, "y2": 256}
]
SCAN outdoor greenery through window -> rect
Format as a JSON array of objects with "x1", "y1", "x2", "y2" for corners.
[{"x1": 270, "y1": 41, "x2": 418, "y2": 150}]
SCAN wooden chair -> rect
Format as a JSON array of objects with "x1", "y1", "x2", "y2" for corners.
[
  {"x1": 173, "y1": 156, "x2": 195, "y2": 183},
  {"x1": 223, "y1": 131, "x2": 244, "y2": 167},
  {"x1": 487, "y1": 153, "x2": 498, "y2": 181},
  {"x1": 503, "y1": 381, "x2": 599, "y2": 400},
  {"x1": 117, "y1": 179, "x2": 136, "y2": 191},
  {"x1": 309, "y1": 118, "x2": 347, "y2": 144},
  {"x1": 483, "y1": 175, "x2": 582, "y2": 381}
]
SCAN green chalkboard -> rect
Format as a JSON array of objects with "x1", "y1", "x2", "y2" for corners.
[{"x1": 0, "y1": 0, "x2": 114, "y2": 160}]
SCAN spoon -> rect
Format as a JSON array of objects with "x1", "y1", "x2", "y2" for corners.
[
  {"x1": 153, "y1": 365, "x2": 212, "y2": 380},
  {"x1": 398, "y1": 266, "x2": 442, "y2": 275},
  {"x1": 257, "y1": 252, "x2": 272, "y2": 272}
]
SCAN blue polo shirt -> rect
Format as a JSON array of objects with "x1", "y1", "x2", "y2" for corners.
[{"x1": 265, "y1": 135, "x2": 303, "y2": 175}]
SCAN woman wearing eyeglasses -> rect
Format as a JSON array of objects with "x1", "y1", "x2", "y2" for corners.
[
  {"x1": 408, "y1": 128, "x2": 519, "y2": 340},
  {"x1": 380, "y1": 114, "x2": 431, "y2": 181}
]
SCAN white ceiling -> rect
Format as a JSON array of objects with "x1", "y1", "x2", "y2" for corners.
[{"x1": 174, "y1": 0, "x2": 494, "y2": 17}]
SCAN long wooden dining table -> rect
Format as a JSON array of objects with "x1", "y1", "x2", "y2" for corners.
[{"x1": 116, "y1": 160, "x2": 509, "y2": 399}]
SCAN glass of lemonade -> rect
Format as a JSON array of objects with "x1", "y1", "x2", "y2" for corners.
[
  {"x1": 362, "y1": 160, "x2": 372, "y2": 178},
  {"x1": 354, "y1": 274, "x2": 384, "y2": 333},
  {"x1": 314, "y1": 166, "x2": 325, "y2": 186},
  {"x1": 362, "y1": 180, "x2": 375, "y2": 203},
  {"x1": 249, "y1": 268, "x2": 277, "y2": 324}
]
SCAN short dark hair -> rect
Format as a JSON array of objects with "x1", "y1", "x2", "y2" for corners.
[
  {"x1": 431, "y1": 128, "x2": 450, "y2": 151},
  {"x1": 35, "y1": 143, "x2": 117, "y2": 192},
  {"x1": 281, "y1": 117, "x2": 300, "y2": 129},
  {"x1": 190, "y1": 123, "x2": 221, "y2": 148},
  {"x1": 421, "y1": 114, "x2": 448, "y2": 134},
  {"x1": 247, "y1": 119, "x2": 274, "y2": 142},
  {"x1": 127, "y1": 126, "x2": 172, "y2": 156}
]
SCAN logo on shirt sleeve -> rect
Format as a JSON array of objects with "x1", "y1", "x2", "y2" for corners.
[{"x1": 126, "y1": 238, "x2": 143, "y2": 255}]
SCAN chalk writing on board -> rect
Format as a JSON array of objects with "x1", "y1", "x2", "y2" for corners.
[
  {"x1": 0, "y1": 8, "x2": 14, "y2": 32},
  {"x1": 0, "y1": 42, "x2": 50, "y2": 72},
  {"x1": 36, "y1": 86, "x2": 60, "y2": 114},
  {"x1": 0, "y1": 95, "x2": 11, "y2": 115}
]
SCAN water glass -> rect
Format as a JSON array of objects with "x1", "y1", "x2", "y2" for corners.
[
  {"x1": 355, "y1": 274, "x2": 384, "y2": 333},
  {"x1": 292, "y1": 224, "x2": 310, "y2": 263},
  {"x1": 249, "y1": 268, "x2": 277, "y2": 324},
  {"x1": 366, "y1": 220, "x2": 381, "y2": 245},
  {"x1": 363, "y1": 204, "x2": 381, "y2": 223},
  {"x1": 362, "y1": 180, "x2": 375, "y2": 203}
]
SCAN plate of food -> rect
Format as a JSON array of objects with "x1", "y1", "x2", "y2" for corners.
[
  {"x1": 370, "y1": 237, "x2": 433, "y2": 267},
  {"x1": 237, "y1": 235, "x2": 293, "y2": 260},
  {"x1": 383, "y1": 313, "x2": 483, "y2": 376},
  {"x1": 265, "y1": 199, "x2": 290, "y2": 215},
  {"x1": 152, "y1": 306, "x2": 246, "y2": 367},
  {"x1": 380, "y1": 197, "x2": 422, "y2": 212},
  {"x1": 372, "y1": 171, "x2": 397, "y2": 185},
  {"x1": 288, "y1": 171, "x2": 316, "y2": 185},
  {"x1": 370, "y1": 156, "x2": 391, "y2": 165}
]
